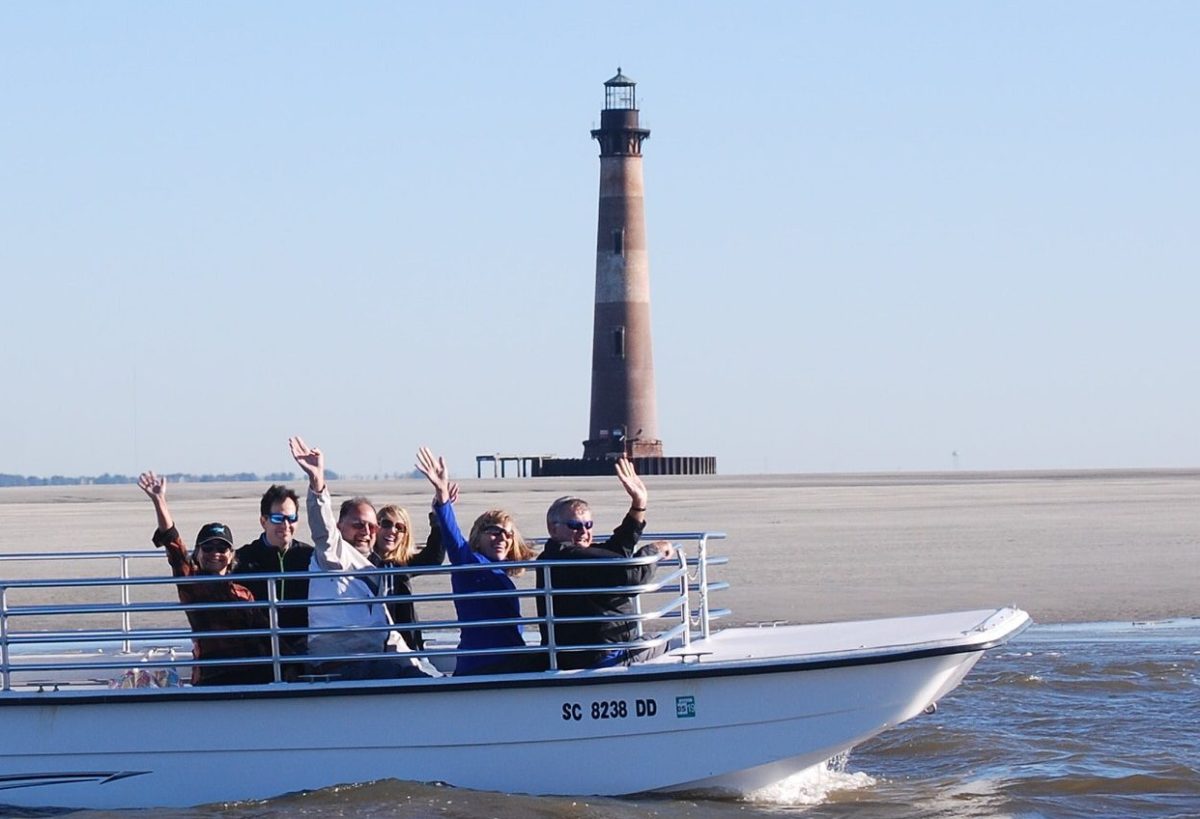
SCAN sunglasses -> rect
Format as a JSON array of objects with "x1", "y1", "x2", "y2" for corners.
[
  {"x1": 266, "y1": 513, "x2": 299, "y2": 525},
  {"x1": 348, "y1": 520, "x2": 378, "y2": 531},
  {"x1": 481, "y1": 524, "x2": 513, "y2": 538},
  {"x1": 379, "y1": 519, "x2": 407, "y2": 532},
  {"x1": 198, "y1": 543, "x2": 232, "y2": 554},
  {"x1": 560, "y1": 520, "x2": 594, "y2": 532}
]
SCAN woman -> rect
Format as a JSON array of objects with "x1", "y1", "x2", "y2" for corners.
[
  {"x1": 415, "y1": 446, "x2": 543, "y2": 676},
  {"x1": 371, "y1": 502, "x2": 447, "y2": 651},
  {"x1": 137, "y1": 471, "x2": 273, "y2": 686}
]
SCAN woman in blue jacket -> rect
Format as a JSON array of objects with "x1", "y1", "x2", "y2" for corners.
[{"x1": 416, "y1": 446, "x2": 544, "y2": 675}]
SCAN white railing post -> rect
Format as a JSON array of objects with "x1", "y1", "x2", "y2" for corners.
[
  {"x1": 1, "y1": 584, "x2": 10, "y2": 692},
  {"x1": 632, "y1": 583, "x2": 644, "y2": 639},
  {"x1": 542, "y1": 569, "x2": 558, "y2": 671},
  {"x1": 120, "y1": 555, "x2": 133, "y2": 654},
  {"x1": 267, "y1": 579, "x2": 282, "y2": 683},
  {"x1": 698, "y1": 535, "x2": 711, "y2": 639},
  {"x1": 676, "y1": 545, "x2": 691, "y2": 649}
]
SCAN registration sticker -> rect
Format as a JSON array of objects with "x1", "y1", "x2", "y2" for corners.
[{"x1": 675, "y1": 695, "x2": 696, "y2": 718}]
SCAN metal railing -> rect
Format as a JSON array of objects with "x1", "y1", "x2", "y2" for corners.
[{"x1": 0, "y1": 532, "x2": 727, "y2": 691}]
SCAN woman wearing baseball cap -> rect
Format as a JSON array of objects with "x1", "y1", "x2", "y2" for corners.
[{"x1": 138, "y1": 471, "x2": 274, "y2": 686}]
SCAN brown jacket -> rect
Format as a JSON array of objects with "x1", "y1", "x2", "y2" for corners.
[{"x1": 153, "y1": 526, "x2": 274, "y2": 685}]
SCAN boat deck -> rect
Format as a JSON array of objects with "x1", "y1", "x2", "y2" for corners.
[{"x1": 650, "y1": 607, "x2": 1027, "y2": 666}]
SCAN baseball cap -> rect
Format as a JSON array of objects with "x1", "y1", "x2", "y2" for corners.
[{"x1": 195, "y1": 522, "x2": 235, "y2": 548}]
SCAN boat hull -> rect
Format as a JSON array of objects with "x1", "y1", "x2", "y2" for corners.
[{"x1": 0, "y1": 608, "x2": 1026, "y2": 809}]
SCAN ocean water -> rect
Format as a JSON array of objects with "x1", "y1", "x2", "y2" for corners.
[{"x1": 5, "y1": 620, "x2": 1196, "y2": 819}]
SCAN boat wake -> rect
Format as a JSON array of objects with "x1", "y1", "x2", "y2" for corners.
[{"x1": 743, "y1": 754, "x2": 876, "y2": 806}]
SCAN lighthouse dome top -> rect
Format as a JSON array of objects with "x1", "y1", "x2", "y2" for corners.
[{"x1": 604, "y1": 68, "x2": 636, "y2": 87}]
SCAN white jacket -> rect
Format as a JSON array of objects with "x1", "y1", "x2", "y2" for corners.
[{"x1": 305, "y1": 488, "x2": 409, "y2": 659}]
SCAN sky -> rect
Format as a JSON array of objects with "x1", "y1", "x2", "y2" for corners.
[{"x1": 1, "y1": 2, "x2": 1197, "y2": 477}]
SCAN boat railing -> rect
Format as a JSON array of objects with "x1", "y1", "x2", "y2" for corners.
[{"x1": 0, "y1": 532, "x2": 728, "y2": 690}]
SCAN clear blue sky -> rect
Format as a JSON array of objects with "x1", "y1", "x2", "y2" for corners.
[{"x1": 1, "y1": 2, "x2": 1197, "y2": 477}]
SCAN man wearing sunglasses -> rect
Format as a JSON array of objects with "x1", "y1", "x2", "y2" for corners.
[
  {"x1": 289, "y1": 436, "x2": 430, "y2": 679},
  {"x1": 536, "y1": 456, "x2": 675, "y2": 670},
  {"x1": 232, "y1": 484, "x2": 314, "y2": 675}
]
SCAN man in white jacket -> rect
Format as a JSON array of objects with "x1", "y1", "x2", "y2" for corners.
[{"x1": 290, "y1": 436, "x2": 432, "y2": 679}]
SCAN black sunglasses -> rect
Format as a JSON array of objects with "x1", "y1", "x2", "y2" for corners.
[
  {"x1": 561, "y1": 520, "x2": 593, "y2": 532},
  {"x1": 198, "y1": 543, "x2": 232, "y2": 554},
  {"x1": 267, "y1": 513, "x2": 299, "y2": 525}
]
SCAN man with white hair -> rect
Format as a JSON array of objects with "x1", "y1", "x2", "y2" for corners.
[{"x1": 535, "y1": 457, "x2": 674, "y2": 670}]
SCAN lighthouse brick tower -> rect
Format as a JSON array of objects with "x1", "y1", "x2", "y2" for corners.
[
  {"x1": 583, "y1": 69, "x2": 662, "y2": 460},
  {"x1": 536, "y1": 70, "x2": 715, "y2": 477}
]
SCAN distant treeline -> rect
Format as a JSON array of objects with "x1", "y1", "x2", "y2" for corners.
[{"x1": 0, "y1": 471, "x2": 341, "y2": 488}]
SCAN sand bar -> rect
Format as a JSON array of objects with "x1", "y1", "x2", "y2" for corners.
[{"x1": 1, "y1": 469, "x2": 1196, "y2": 626}]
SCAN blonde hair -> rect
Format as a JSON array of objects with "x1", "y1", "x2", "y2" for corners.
[
  {"x1": 375, "y1": 504, "x2": 415, "y2": 564},
  {"x1": 468, "y1": 510, "x2": 533, "y2": 576}
]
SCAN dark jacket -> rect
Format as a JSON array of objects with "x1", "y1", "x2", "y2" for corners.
[
  {"x1": 232, "y1": 535, "x2": 314, "y2": 659},
  {"x1": 535, "y1": 515, "x2": 658, "y2": 670},
  {"x1": 153, "y1": 526, "x2": 273, "y2": 686},
  {"x1": 371, "y1": 512, "x2": 445, "y2": 651}
]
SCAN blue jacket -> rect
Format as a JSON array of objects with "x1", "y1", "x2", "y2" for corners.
[{"x1": 434, "y1": 501, "x2": 526, "y2": 675}]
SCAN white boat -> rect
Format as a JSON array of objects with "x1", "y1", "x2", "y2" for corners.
[{"x1": 0, "y1": 533, "x2": 1029, "y2": 809}]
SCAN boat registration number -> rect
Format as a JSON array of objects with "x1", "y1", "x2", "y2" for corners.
[{"x1": 561, "y1": 698, "x2": 658, "y2": 721}]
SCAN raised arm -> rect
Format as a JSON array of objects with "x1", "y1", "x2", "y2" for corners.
[
  {"x1": 410, "y1": 512, "x2": 448, "y2": 568},
  {"x1": 137, "y1": 471, "x2": 191, "y2": 573},
  {"x1": 416, "y1": 451, "x2": 482, "y2": 565},
  {"x1": 614, "y1": 457, "x2": 673, "y2": 560},
  {"x1": 289, "y1": 435, "x2": 366, "y2": 571},
  {"x1": 410, "y1": 483, "x2": 457, "y2": 568},
  {"x1": 137, "y1": 471, "x2": 174, "y2": 532},
  {"x1": 615, "y1": 456, "x2": 649, "y2": 524}
]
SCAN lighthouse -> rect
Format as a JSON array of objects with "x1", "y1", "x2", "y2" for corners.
[
  {"x1": 531, "y1": 71, "x2": 716, "y2": 477},
  {"x1": 582, "y1": 68, "x2": 663, "y2": 460}
]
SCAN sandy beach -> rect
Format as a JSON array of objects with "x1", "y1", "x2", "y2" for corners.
[{"x1": 1, "y1": 469, "x2": 1196, "y2": 625}]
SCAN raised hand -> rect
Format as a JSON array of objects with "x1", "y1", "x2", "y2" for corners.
[
  {"x1": 137, "y1": 471, "x2": 173, "y2": 531},
  {"x1": 448, "y1": 482, "x2": 460, "y2": 505},
  {"x1": 415, "y1": 446, "x2": 452, "y2": 505},
  {"x1": 289, "y1": 436, "x2": 325, "y2": 491},
  {"x1": 614, "y1": 456, "x2": 648, "y2": 516},
  {"x1": 137, "y1": 471, "x2": 166, "y2": 502}
]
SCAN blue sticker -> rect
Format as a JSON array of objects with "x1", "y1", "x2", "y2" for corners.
[{"x1": 675, "y1": 695, "x2": 696, "y2": 718}]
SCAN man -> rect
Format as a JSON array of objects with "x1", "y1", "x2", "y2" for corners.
[
  {"x1": 289, "y1": 436, "x2": 429, "y2": 679},
  {"x1": 536, "y1": 456, "x2": 675, "y2": 670},
  {"x1": 233, "y1": 484, "x2": 314, "y2": 673}
]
